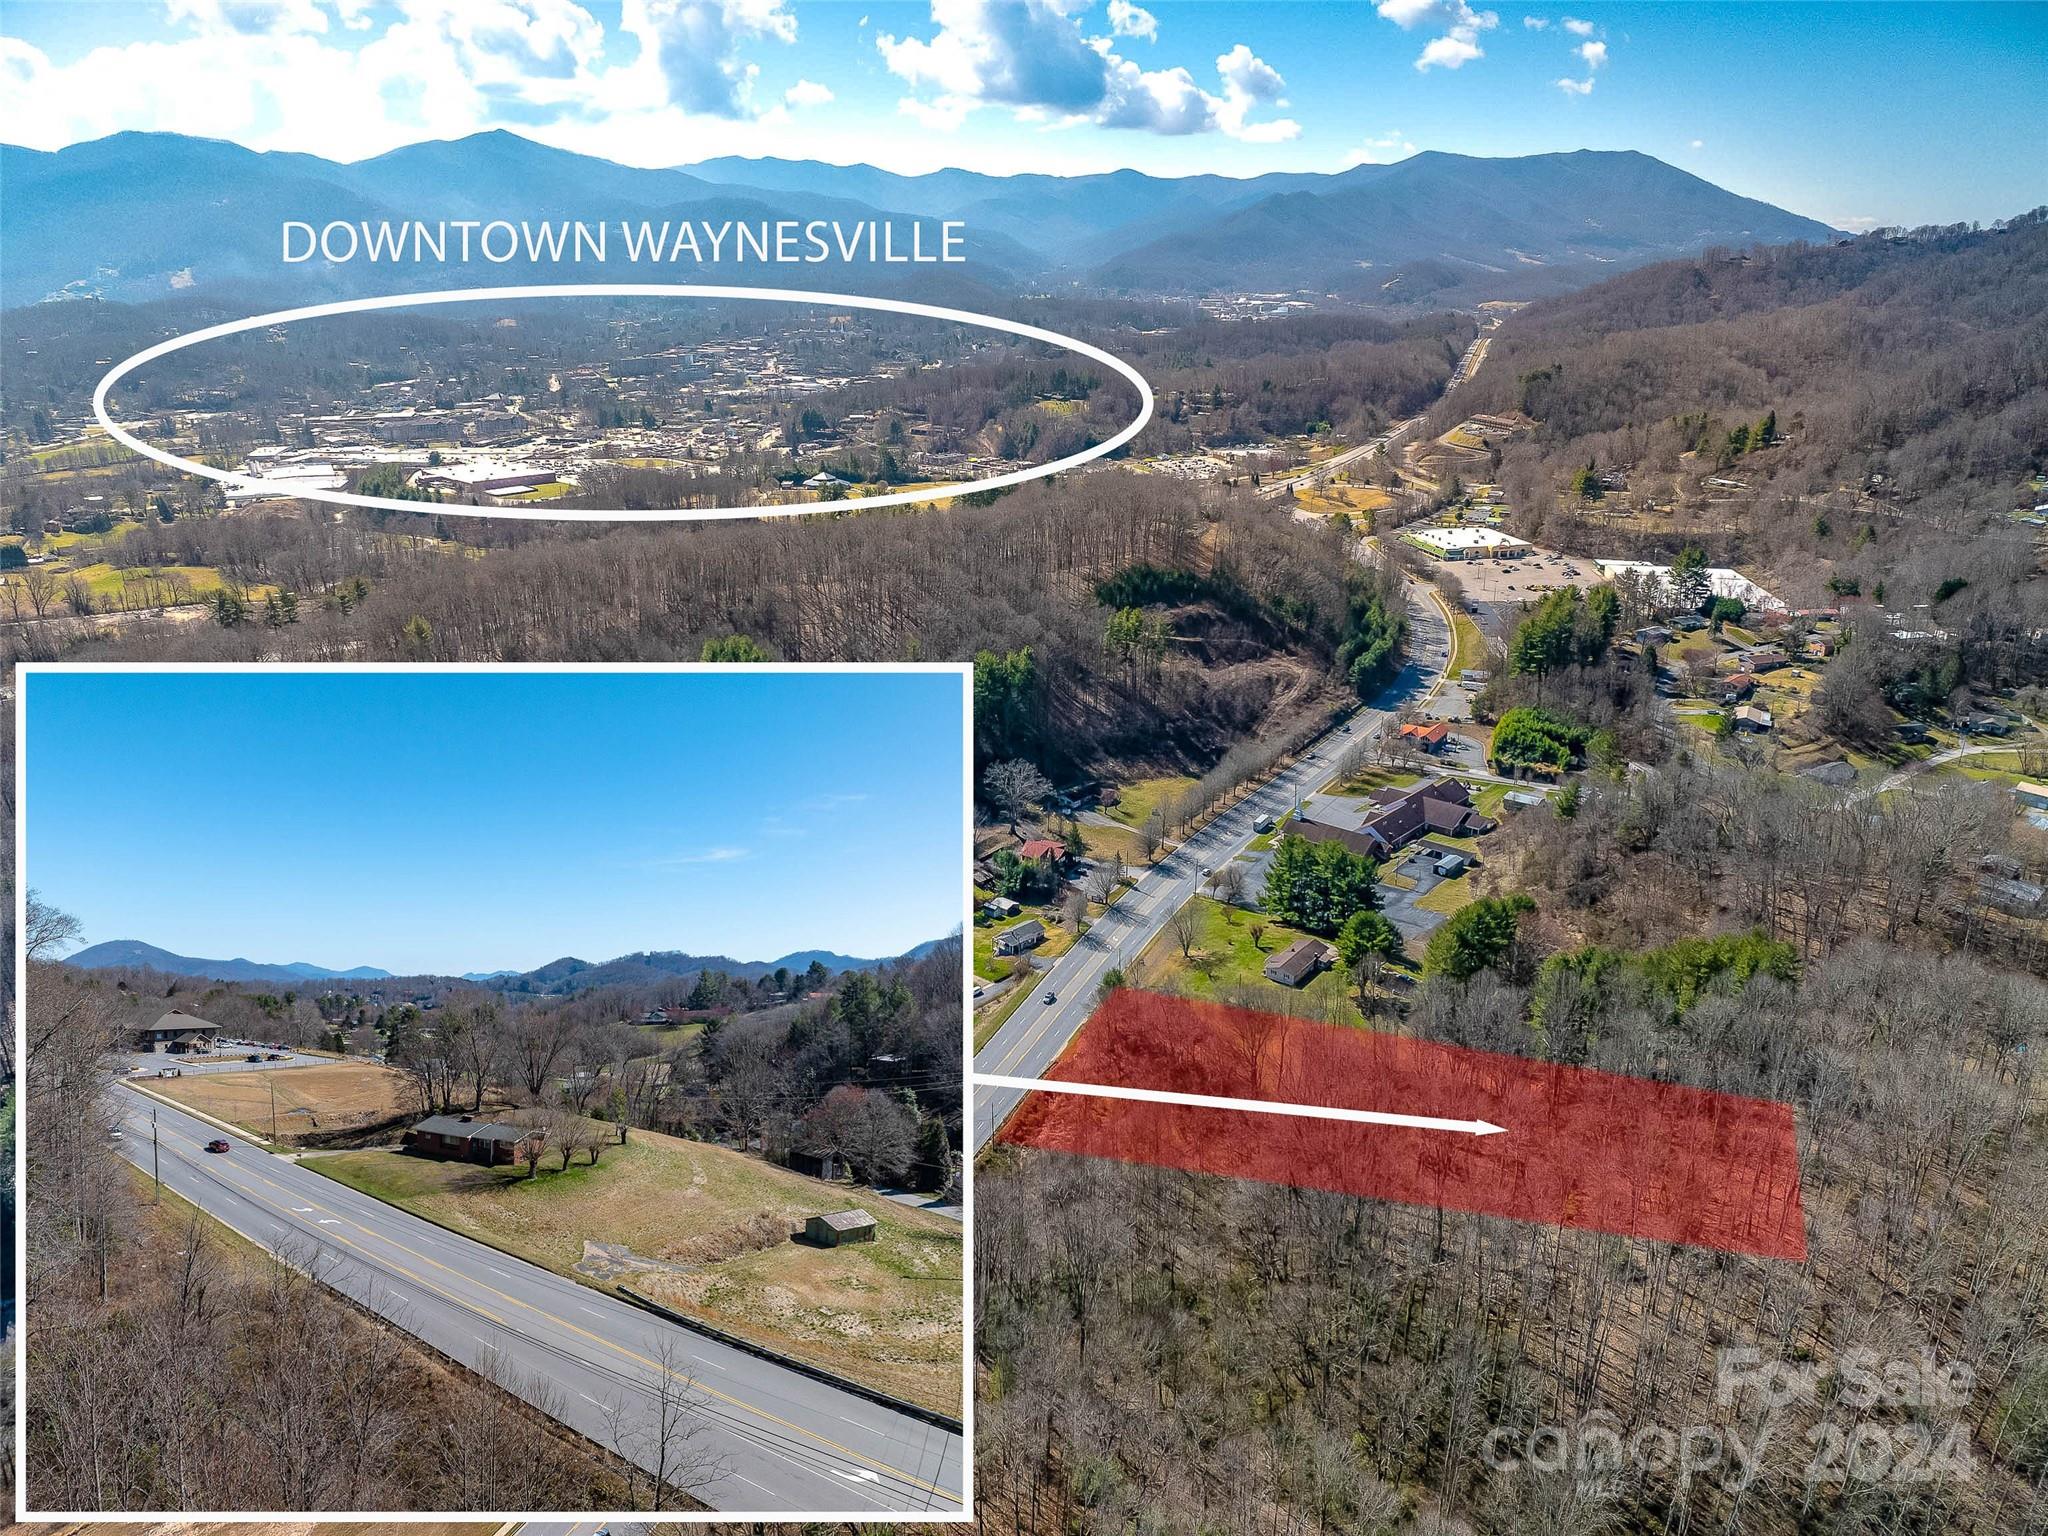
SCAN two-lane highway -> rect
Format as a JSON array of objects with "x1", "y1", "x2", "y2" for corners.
[
  {"x1": 972, "y1": 579, "x2": 1454, "y2": 1149},
  {"x1": 113, "y1": 1093, "x2": 964, "y2": 1517}
]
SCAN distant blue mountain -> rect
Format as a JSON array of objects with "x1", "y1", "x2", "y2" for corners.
[
  {"x1": 1, "y1": 130, "x2": 1838, "y2": 309},
  {"x1": 64, "y1": 936, "x2": 954, "y2": 994},
  {"x1": 63, "y1": 939, "x2": 391, "y2": 983}
]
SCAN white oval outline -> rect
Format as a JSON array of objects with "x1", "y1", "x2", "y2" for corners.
[{"x1": 92, "y1": 283, "x2": 1155, "y2": 523}]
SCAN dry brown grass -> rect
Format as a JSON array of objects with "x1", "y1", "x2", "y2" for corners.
[
  {"x1": 150, "y1": 1061, "x2": 424, "y2": 1145},
  {"x1": 310, "y1": 1124, "x2": 964, "y2": 1415}
]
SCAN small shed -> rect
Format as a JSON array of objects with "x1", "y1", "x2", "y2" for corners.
[{"x1": 805, "y1": 1209, "x2": 878, "y2": 1246}]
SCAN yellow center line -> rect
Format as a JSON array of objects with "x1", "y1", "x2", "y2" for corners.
[{"x1": 150, "y1": 1120, "x2": 960, "y2": 1503}]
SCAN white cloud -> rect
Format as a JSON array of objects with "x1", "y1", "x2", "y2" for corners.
[
  {"x1": 1349, "y1": 128, "x2": 1418, "y2": 164},
  {"x1": 1106, "y1": 0, "x2": 1157, "y2": 42},
  {"x1": 877, "y1": 1, "x2": 1295, "y2": 141},
  {"x1": 1577, "y1": 38, "x2": 1606, "y2": 68},
  {"x1": 1376, "y1": 0, "x2": 1499, "y2": 72},
  {"x1": 622, "y1": 0, "x2": 800, "y2": 119},
  {"x1": 1689, "y1": 137, "x2": 1704, "y2": 148},
  {"x1": 783, "y1": 77, "x2": 833, "y2": 106},
  {"x1": 1555, "y1": 74, "x2": 1594, "y2": 94},
  {"x1": 164, "y1": 0, "x2": 331, "y2": 36},
  {"x1": 1562, "y1": 15, "x2": 1595, "y2": 34},
  {"x1": 656, "y1": 846, "x2": 751, "y2": 865},
  {"x1": 1522, "y1": 14, "x2": 1548, "y2": 27}
]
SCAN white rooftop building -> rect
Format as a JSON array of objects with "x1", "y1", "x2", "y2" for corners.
[
  {"x1": 1596, "y1": 560, "x2": 1785, "y2": 612},
  {"x1": 1409, "y1": 525, "x2": 1532, "y2": 559}
]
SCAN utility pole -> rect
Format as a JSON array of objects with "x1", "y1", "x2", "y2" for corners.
[
  {"x1": 269, "y1": 1071, "x2": 279, "y2": 1144},
  {"x1": 151, "y1": 1107, "x2": 161, "y2": 1202}
]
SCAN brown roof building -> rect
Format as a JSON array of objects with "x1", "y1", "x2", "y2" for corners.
[
  {"x1": 1263, "y1": 938, "x2": 1332, "y2": 988},
  {"x1": 1296, "y1": 777, "x2": 1492, "y2": 858}
]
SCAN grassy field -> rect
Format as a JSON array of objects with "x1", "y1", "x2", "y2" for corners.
[
  {"x1": 1417, "y1": 868, "x2": 1479, "y2": 916},
  {"x1": 1133, "y1": 895, "x2": 1360, "y2": 1024},
  {"x1": 307, "y1": 1126, "x2": 962, "y2": 1414},
  {"x1": 65, "y1": 561, "x2": 264, "y2": 606},
  {"x1": 1102, "y1": 774, "x2": 1197, "y2": 831},
  {"x1": 1448, "y1": 606, "x2": 1488, "y2": 677},
  {"x1": 973, "y1": 913, "x2": 1075, "y2": 982},
  {"x1": 1333, "y1": 766, "x2": 1422, "y2": 796},
  {"x1": 151, "y1": 1060, "x2": 422, "y2": 1147}
]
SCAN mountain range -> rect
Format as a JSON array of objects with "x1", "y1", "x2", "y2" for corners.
[
  {"x1": 2, "y1": 129, "x2": 1839, "y2": 309},
  {"x1": 61, "y1": 939, "x2": 392, "y2": 983},
  {"x1": 62, "y1": 936, "x2": 949, "y2": 993}
]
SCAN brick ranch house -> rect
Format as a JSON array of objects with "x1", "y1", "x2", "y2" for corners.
[{"x1": 403, "y1": 1113, "x2": 542, "y2": 1166}]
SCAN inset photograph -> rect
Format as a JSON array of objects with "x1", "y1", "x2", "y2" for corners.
[{"x1": 16, "y1": 663, "x2": 969, "y2": 1521}]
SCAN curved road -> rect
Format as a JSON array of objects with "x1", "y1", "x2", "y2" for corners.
[
  {"x1": 972, "y1": 578, "x2": 1454, "y2": 1149},
  {"x1": 113, "y1": 1092, "x2": 964, "y2": 1517}
]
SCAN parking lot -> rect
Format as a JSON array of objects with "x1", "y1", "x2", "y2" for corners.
[
  {"x1": 122, "y1": 1045, "x2": 316, "y2": 1077},
  {"x1": 1447, "y1": 548, "x2": 1599, "y2": 606},
  {"x1": 1377, "y1": 844, "x2": 1473, "y2": 945}
]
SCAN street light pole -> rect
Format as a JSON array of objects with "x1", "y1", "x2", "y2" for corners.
[{"x1": 151, "y1": 1107, "x2": 161, "y2": 1202}]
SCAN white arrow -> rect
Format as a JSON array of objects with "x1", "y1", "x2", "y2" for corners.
[{"x1": 973, "y1": 1072, "x2": 1507, "y2": 1137}]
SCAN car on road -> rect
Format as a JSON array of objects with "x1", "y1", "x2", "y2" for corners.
[
  {"x1": 109, "y1": 1128, "x2": 123, "y2": 1141},
  {"x1": 205, "y1": 1139, "x2": 230, "y2": 1154},
  {"x1": 1043, "y1": 990, "x2": 1058, "y2": 1004},
  {"x1": 266, "y1": 1052, "x2": 286, "y2": 1060},
  {"x1": 245, "y1": 1053, "x2": 262, "y2": 1062}
]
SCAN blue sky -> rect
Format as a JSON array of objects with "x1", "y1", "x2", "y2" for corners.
[
  {"x1": 0, "y1": 3, "x2": 2040, "y2": 228},
  {"x1": 25, "y1": 667, "x2": 967, "y2": 975}
]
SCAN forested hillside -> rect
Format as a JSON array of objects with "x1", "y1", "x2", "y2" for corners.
[
  {"x1": 23, "y1": 475, "x2": 1361, "y2": 782},
  {"x1": 1445, "y1": 212, "x2": 2048, "y2": 516}
]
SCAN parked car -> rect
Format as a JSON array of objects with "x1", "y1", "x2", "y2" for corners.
[
  {"x1": 109, "y1": 1128, "x2": 123, "y2": 1141},
  {"x1": 205, "y1": 1139, "x2": 230, "y2": 1154}
]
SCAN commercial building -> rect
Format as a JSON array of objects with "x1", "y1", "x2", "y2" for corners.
[{"x1": 1407, "y1": 526, "x2": 1531, "y2": 561}]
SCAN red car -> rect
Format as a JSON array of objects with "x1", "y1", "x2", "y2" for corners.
[{"x1": 205, "y1": 1139, "x2": 231, "y2": 1154}]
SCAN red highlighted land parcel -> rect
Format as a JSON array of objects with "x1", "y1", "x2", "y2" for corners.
[{"x1": 998, "y1": 989, "x2": 1807, "y2": 1261}]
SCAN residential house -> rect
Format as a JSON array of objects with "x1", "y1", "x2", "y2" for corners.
[
  {"x1": 1962, "y1": 713, "x2": 2012, "y2": 737},
  {"x1": 1803, "y1": 635, "x2": 1836, "y2": 659},
  {"x1": 1398, "y1": 720, "x2": 1450, "y2": 752},
  {"x1": 1263, "y1": 937, "x2": 1332, "y2": 988},
  {"x1": 403, "y1": 1114, "x2": 542, "y2": 1166},
  {"x1": 1017, "y1": 838, "x2": 1067, "y2": 865},
  {"x1": 805, "y1": 1209, "x2": 878, "y2": 1246},
  {"x1": 1720, "y1": 673, "x2": 1759, "y2": 704},
  {"x1": 993, "y1": 918, "x2": 1046, "y2": 956},
  {"x1": 2015, "y1": 782, "x2": 2048, "y2": 813},
  {"x1": 134, "y1": 1011, "x2": 222, "y2": 1055},
  {"x1": 982, "y1": 896, "x2": 1021, "y2": 919},
  {"x1": 1732, "y1": 704, "x2": 1775, "y2": 732}
]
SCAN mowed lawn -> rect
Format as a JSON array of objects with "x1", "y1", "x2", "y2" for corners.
[
  {"x1": 151, "y1": 1060, "x2": 421, "y2": 1146},
  {"x1": 307, "y1": 1126, "x2": 963, "y2": 1415},
  {"x1": 1134, "y1": 895, "x2": 1360, "y2": 1024}
]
